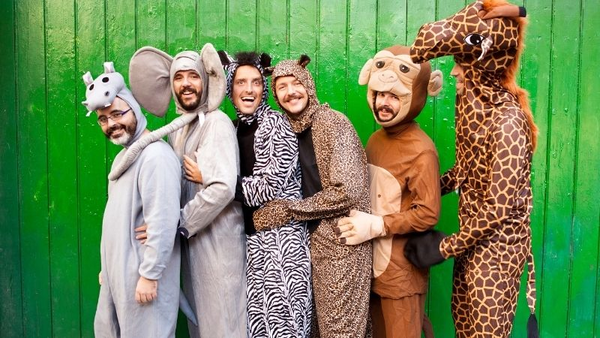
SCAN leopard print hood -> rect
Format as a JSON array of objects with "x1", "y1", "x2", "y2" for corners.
[{"x1": 271, "y1": 55, "x2": 322, "y2": 133}]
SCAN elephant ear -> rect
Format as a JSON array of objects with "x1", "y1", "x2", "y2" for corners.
[
  {"x1": 129, "y1": 46, "x2": 173, "y2": 117},
  {"x1": 200, "y1": 43, "x2": 226, "y2": 111}
]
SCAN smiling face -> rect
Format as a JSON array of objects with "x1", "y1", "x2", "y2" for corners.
[
  {"x1": 173, "y1": 70, "x2": 203, "y2": 110},
  {"x1": 374, "y1": 91, "x2": 403, "y2": 123},
  {"x1": 96, "y1": 97, "x2": 137, "y2": 146},
  {"x1": 231, "y1": 65, "x2": 264, "y2": 115},
  {"x1": 274, "y1": 75, "x2": 308, "y2": 116}
]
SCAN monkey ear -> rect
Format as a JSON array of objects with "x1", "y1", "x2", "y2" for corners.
[
  {"x1": 260, "y1": 53, "x2": 272, "y2": 69},
  {"x1": 358, "y1": 59, "x2": 373, "y2": 85},
  {"x1": 298, "y1": 54, "x2": 311, "y2": 68},
  {"x1": 217, "y1": 50, "x2": 232, "y2": 66},
  {"x1": 427, "y1": 70, "x2": 443, "y2": 97}
]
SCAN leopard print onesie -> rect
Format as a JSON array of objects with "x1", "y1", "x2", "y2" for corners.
[{"x1": 254, "y1": 57, "x2": 372, "y2": 338}]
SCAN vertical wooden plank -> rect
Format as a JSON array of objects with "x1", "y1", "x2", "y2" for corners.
[
  {"x1": 135, "y1": 0, "x2": 166, "y2": 131},
  {"x1": 539, "y1": 0, "x2": 580, "y2": 335},
  {"x1": 567, "y1": 0, "x2": 600, "y2": 336},
  {"x1": 198, "y1": 0, "x2": 227, "y2": 113},
  {"x1": 0, "y1": 0, "x2": 23, "y2": 335},
  {"x1": 45, "y1": 0, "x2": 81, "y2": 336},
  {"x1": 376, "y1": 0, "x2": 407, "y2": 49},
  {"x1": 15, "y1": 0, "x2": 52, "y2": 336},
  {"x1": 407, "y1": 0, "x2": 436, "y2": 137},
  {"x1": 75, "y1": 0, "x2": 106, "y2": 336},
  {"x1": 257, "y1": 0, "x2": 288, "y2": 109},
  {"x1": 289, "y1": 0, "x2": 318, "y2": 60},
  {"x1": 316, "y1": 0, "x2": 347, "y2": 112},
  {"x1": 346, "y1": 0, "x2": 377, "y2": 144}
]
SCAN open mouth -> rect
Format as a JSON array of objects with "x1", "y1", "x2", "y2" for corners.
[{"x1": 241, "y1": 96, "x2": 256, "y2": 103}]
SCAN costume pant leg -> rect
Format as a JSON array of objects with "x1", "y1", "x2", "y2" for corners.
[
  {"x1": 310, "y1": 222, "x2": 372, "y2": 338},
  {"x1": 94, "y1": 283, "x2": 120, "y2": 338},
  {"x1": 378, "y1": 294, "x2": 425, "y2": 338},
  {"x1": 370, "y1": 293, "x2": 386, "y2": 338},
  {"x1": 451, "y1": 256, "x2": 470, "y2": 338}
]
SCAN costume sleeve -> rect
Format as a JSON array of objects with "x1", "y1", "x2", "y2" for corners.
[
  {"x1": 288, "y1": 115, "x2": 367, "y2": 220},
  {"x1": 138, "y1": 145, "x2": 181, "y2": 280},
  {"x1": 242, "y1": 113, "x2": 299, "y2": 207},
  {"x1": 382, "y1": 149, "x2": 441, "y2": 234},
  {"x1": 440, "y1": 165, "x2": 459, "y2": 195},
  {"x1": 440, "y1": 112, "x2": 530, "y2": 258},
  {"x1": 180, "y1": 115, "x2": 238, "y2": 236}
]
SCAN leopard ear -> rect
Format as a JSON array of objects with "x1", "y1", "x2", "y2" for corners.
[{"x1": 298, "y1": 54, "x2": 311, "y2": 68}]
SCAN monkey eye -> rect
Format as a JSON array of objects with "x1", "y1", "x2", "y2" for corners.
[
  {"x1": 399, "y1": 64, "x2": 410, "y2": 73},
  {"x1": 464, "y1": 33, "x2": 484, "y2": 46},
  {"x1": 375, "y1": 61, "x2": 385, "y2": 68}
]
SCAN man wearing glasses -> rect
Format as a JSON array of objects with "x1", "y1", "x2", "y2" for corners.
[{"x1": 83, "y1": 62, "x2": 182, "y2": 338}]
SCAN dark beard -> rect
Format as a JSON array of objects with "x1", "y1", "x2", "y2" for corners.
[
  {"x1": 105, "y1": 119, "x2": 137, "y2": 142},
  {"x1": 176, "y1": 86, "x2": 201, "y2": 110},
  {"x1": 375, "y1": 105, "x2": 398, "y2": 122}
]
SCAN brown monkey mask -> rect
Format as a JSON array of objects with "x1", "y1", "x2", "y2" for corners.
[{"x1": 359, "y1": 45, "x2": 442, "y2": 128}]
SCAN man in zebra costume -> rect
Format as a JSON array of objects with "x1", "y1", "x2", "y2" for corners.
[
  {"x1": 202, "y1": 50, "x2": 313, "y2": 337},
  {"x1": 253, "y1": 55, "x2": 372, "y2": 338}
]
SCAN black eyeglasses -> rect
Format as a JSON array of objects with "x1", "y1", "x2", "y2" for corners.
[{"x1": 97, "y1": 108, "x2": 132, "y2": 126}]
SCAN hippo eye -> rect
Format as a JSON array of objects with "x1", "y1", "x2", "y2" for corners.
[
  {"x1": 102, "y1": 77, "x2": 109, "y2": 83},
  {"x1": 375, "y1": 61, "x2": 385, "y2": 68},
  {"x1": 464, "y1": 33, "x2": 484, "y2": 46},
  {"x1": 399, "y1": 64, "x2": 410, "y2": 73},
  {"x1": 89, "y1": 84, "x2": 94, "y2": 90}
]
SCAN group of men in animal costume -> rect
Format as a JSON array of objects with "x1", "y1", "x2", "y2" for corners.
[{"x1": 84, "y1": 1, "x2": 538, "y2": 338}]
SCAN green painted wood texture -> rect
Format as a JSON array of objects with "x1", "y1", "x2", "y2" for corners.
[{"x1": 0, "y1": 1, "x2": 598, "y2": 337}]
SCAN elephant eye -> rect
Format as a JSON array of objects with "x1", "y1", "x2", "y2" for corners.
[
  {"x1": 375, "y1": 61, "x2": 385, "y2": 68},
  {"x1": 399, "y1": 64, "x2": 410, "y2": 73},
  {"x1": 464, "y1": 33, "x2": 484, "y2": 46}
]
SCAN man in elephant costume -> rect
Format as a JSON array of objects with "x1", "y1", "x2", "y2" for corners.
[
  {"x1": 82, "y1": 62, "x2": 182, "y2": 338},
  {"x1": 126, "y1": 44, "x2": 247, "y2": 338}
]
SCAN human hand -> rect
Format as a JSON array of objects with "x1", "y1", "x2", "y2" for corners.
[
  {"x1": 135, "y1": 224, "x2": 148, "y2": 244},
  {"x1": 336, "y1": 209, "x2": 386, "y2": 245},
  {"x1": 403, "y1": 230, "x2": 447, "y2": 269},
  {"x1": 253, "y1": 200, "x2": 292, "y2": 231},
  {"x1": 135, "y1": 276, "x2": 158, "y2": 304},
  {"x1": 183, "y1": 154, "x2": 203, "y2": 184}
]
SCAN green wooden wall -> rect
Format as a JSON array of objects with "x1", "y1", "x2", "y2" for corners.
[{"x1": 1, "y1": 0, "x2": 598, "y2": 337}]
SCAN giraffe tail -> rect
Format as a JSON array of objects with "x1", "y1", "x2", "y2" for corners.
[{"x1": 526, "y1": 247, "x2": 539, "y2": 338}]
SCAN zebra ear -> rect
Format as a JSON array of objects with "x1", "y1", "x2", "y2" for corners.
[
  {"x1": 260, "y1": 53, "x2": 272, "y2": 69},
  {"x1": 218, "y1": 50, "x2": 232, "y2": 66}
]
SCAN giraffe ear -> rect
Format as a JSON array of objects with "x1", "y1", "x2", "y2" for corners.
[{"x1": 427, "y1": 70, "x2": 443, "y2": 97}]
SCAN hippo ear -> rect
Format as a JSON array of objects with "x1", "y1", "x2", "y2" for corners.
[
  {"x1": 200, "y1": 43, "x2": 226, "y2": 111},
  {"x1": 358, "y1": 59, "x2": 373, "y2": 85},
  {"x1": 103, "y1": 62, "x2": 115, "y2": 73},
  {"x1": 82, "y1": 72, "x2": 94, "y2": 86},
  {"x1": 129, "y1": 46, "x2": 173, "y2": 117}
]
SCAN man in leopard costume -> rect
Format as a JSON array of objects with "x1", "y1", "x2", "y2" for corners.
[
  {"x1": 404, "y1": 1, "x2": 539, "y2": 337},
  {"x1": 253, "y1": 55, "x2": 372, "y2": 337}
]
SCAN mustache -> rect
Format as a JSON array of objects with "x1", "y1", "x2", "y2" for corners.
[
  {"x1": 178, "y1": 85, "x2": 198, "y2": 96},
  {"x1": 106, "y1": 124, "x2": 125, "y2": 136},
  {"x1": 376, "y1": 105, "x2": 394, "y2": 115},
  {"x1": 284, "y1": 93, "x2": 303, "y2": 102}
]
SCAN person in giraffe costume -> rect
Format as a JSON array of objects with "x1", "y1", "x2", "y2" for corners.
[{"x1": 403, "y1": 1, "x2": 539, "y2": 337}]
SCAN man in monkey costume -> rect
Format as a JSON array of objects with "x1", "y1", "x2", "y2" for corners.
[{"x1": 336, "y1": 45, "x2": 442, "y2": 338}]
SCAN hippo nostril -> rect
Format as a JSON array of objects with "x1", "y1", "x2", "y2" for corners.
[{"x1": 105, "y1": 91, "x2": 110, "y2": 96}]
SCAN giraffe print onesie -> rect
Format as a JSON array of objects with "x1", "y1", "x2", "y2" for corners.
[{"x1": 408, "y1": 1, "x2": 538, "y2": 337}]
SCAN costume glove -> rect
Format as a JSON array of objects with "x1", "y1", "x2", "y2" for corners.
[
  {"x1": 253, "y1": 199, "x2": 293, "y2": 232},
  {"x1": 336, "y1": 210, "x2": 386, "y2": 245},
  {"x1": 404, "y1": 230, "x2": 446, "y2": 269}
]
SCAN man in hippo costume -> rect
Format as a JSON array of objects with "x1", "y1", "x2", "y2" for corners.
[
  {"x1": 127, "y1": 44, "x2": 246, "y2": 338},
  {"x1": 336, "y1": 45, "x2": 442, "y2": 338},
  {"x1": 82, "y1": 62, "x2": 181, "y2": 338}
]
